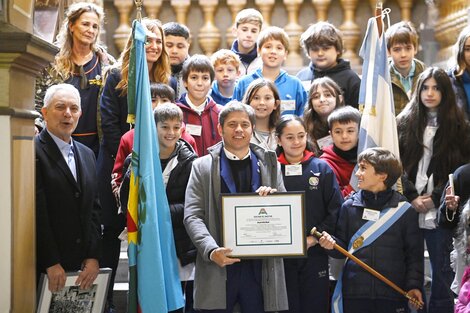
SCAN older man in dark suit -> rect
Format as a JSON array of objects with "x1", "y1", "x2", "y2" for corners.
[{"x1": 35, "y1": 83, "x2": 101, "y2": 292}]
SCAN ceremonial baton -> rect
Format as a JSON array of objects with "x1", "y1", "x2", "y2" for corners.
[{"x1": 310, "y1": 227, "x2": 424, "y2": 309}]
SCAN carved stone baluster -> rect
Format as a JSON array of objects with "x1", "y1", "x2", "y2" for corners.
[
  {"x1": 170, "y1": 0, "x2": 190, "y2": 25},
  {"x1": 339, "y1": 0, "x2": 360, "y2": 68},
  {"x1": 396, "y1": 0, "x2": 414, "y2": 21},
  {"x1": 283, "y1": 0, "x2": 303, "y2": 67},
  {"x1": 143, "y1": 0, "x2": 162, "y2": 19},
  {"x1": 113, "y1": 0, "x2": 133, "y2": 53},
  {"x1": 312, "y1": 0, "x2": 331, "y2": 22},
  {"x1": 255, "y1": 0, "x2": 275, "y2": 27},
  {"x1": 198, "y1": 0, "x2": 221, "y2": 56},
  {"x1": 226, "y1": 0, "x2": 247, "y2": 48}
]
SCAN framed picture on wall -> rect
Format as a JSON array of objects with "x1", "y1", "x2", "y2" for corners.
[{"x1": 36, "y1": 268, "x2": 111, "y2": 313}]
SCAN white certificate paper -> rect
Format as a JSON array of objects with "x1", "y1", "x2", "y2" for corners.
[{"x1": 222, "y1": 192, "x2": 306, "y2": 258}]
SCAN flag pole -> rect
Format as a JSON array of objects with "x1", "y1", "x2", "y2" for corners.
[
  {"x1": 310, "y1": 228, "x2": 423, "y2": 309},
  {"x1": 135, "y1": 0, "x2": 143, "y2": 21},
  {"x1": 375, "y1": 1, "x2": 383, "y2": 36}
]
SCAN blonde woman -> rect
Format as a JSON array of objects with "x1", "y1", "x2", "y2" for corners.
[{"x1": 35, "y1": 2, "x2": 114, "y2": 156}]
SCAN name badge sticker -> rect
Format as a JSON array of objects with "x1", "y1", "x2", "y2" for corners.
[
  {"x1": 285, "y1": 164, "x2": 302, "y2": 176},
  {"x1": 186, "y1": 124, "x2": 202, "y2": 137},
  {"x1": 362, "y1": 208, "x2": 380, "y2": 222},
  {"x1": 316, "y1": 135, "x2": 333, "y2": 150},
  {"x1": 281, "y1": 100, "x2": 296, "y2": 112}
]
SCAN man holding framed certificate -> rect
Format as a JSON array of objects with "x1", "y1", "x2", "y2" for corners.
[{"x1": 184, "y1": 101, "x2": 288, "y2": 312}]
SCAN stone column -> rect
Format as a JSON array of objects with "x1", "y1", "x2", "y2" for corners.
[
  {"x1": 113, "y1": 0, "x2": 133, "y2": 53},
  {"x1": 339, "y1": 0, "x2": 360, "y2": 68},
  {"x1": 435, "y1": 0, "x2": 468, "y2": 63},
  {"x1": 1, "y1": 2, "x2": 58, "y2": 313},
  {"x1": 198, "y1": 0, "x2": 221, "y2": 56},
  {"x1": 283, "y1": 0, "x2": 303, "y2": 67},
  {"x1": 312, "y1": 0, "x2": 331, "y2": 22},
  {"x1": 143, "y1": 0, "x2": 162, "y2": 19},
  {"x1": 397, "y1": 0, "x2": 414, "y2": 21},
  {"x1": 255, "y1": 0, "x2": 275, "y2": 27},
  {"x1": 226, "y1": 0, "x2": 247, "y2": 48},
  {"x1": 170, "y1": 0, "x2": 191, "y2": 25}
]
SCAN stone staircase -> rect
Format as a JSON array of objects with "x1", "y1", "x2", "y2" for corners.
[{"x1": 113, "y1": 241, "x2": 128, "y2": 312}]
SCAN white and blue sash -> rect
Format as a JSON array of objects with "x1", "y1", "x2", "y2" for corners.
[{"x1": 331, "y1": 201, "x2": 411, "y2": 313}]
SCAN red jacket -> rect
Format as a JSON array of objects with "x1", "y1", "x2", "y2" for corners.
[
  {"x1": 320, "y1": 145, "x2": 355, "y2": 198},
  {"x1": 177, "y1": 95, "x2": 222, "y2": 156},
  {"x1": 111, "y1": 124, "x2": 198, "y2": 192}
]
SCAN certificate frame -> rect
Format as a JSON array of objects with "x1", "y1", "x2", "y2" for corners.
[
  {"x1": 36, "y1": 268, "x2": 111, "y2": 313},
  {"x1": 221, "y1": 191, "x2": 306, "y2": 258}
]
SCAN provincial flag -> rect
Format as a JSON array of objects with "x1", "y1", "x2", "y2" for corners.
[{"x1": 126, "y1": 19, "x2": 184, "y2": 313}]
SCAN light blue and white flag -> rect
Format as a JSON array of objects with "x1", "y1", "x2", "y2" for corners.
[{"x1": 350, "y1": 13, "x2": 400, "y2": 190}]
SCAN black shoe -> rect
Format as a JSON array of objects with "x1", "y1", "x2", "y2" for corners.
[{"x1": 104, "y1": 302, "x2": 116, "y2": 313}]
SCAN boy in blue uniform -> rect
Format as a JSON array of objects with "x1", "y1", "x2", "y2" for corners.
[
  {"x1": 210, "y1": 49, "x2": 241, "y2": 105},
  {"x1": 317, "y1": 148, "x2": 424, "y2": 313},
  {"x1": 232, "y1": 26, "x2": 307, "y2": 117}
]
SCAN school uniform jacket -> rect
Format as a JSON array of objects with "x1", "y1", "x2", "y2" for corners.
[
  {"x1": 177, "y1": 94, "x2": 222, "y2": 156},
  {"x1": 320, "y1": 145, "x2": 356, "y2": 198},
  {"x1": 333, "y1": 189, "x2": 423, "y2": 300},
  {"x1": 35, "y1": 130, "x2": 101, "y2": 273},
  {"x1": 278, "y1": 150, "x2": 343, "y2": 251}
]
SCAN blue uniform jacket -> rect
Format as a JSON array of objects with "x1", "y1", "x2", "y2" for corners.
[
  {"x1": 279, "y1": 152, "x2": 343, "y2": 257},
  {"x1": 333, "y1": 189, "x2": 424, "y2": 300}
]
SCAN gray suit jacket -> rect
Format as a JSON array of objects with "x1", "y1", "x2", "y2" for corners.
[{"x1": 184, "y1": 141, "x2": 288, "y2": 311}]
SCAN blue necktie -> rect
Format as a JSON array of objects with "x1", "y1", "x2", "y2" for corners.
[{"x1": 67, "y1": 146, "x2": 77, "y2": 181}]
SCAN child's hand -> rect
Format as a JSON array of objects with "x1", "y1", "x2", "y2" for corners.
[
  {"x1": 317, "y1": 231, "x2": 335, "y2": 250},
  {"x1": 411, "y1": 195, "x2": 432, "y2": 213},
  {"x1": 445, "y1": 186, "x2": 460, "y2": 211},
  {"x1": 406, "y1": 288, "x2": 423, "y2": 310}
]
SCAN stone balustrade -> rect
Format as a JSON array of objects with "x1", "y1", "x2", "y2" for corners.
[{"x1": 45, "y1": 0, "x2": 468, "y2": 73}]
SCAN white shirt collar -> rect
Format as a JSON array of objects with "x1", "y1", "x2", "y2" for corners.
[
  {"x1": 185, "y1": 94, "x2": 207, "y2": 115},
  {"x1": 46, "y1": 129, "x2": 74, "y2": 162},
  {"x1": 223, "y1": 147, "x2": 250, "y2": 160}
]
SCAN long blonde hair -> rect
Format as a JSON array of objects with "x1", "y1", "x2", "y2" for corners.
[
  {"x1": 53, "y1": 2, "x2": 104, "y2": 80},
  {"x1": 116, "y1": 18, "x2": 171, "y2": 96}
]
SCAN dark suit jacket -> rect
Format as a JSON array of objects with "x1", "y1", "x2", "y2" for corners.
[{"x1": 35, "y1": 130, "x2": 102, "y2": 273}]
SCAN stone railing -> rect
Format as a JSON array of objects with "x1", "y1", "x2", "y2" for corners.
[{"x1": 37, "y1": 0, "x2": 465, "y2": 72}]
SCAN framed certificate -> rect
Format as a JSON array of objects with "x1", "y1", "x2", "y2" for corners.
[
  {"x1": 37, "y1": 268, "x2": 111, "y2": 313},
  {"x1": 221, "y1": 192, "x2": 306, "y2": 258}
]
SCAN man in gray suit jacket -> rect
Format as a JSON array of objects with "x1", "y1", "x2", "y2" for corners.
[
  {"x1": 35, "y1": 84, "x2": 101, "y2": 292},
  {"x1": 184, "y1": 101, "x2": 288, "y2": 312}
]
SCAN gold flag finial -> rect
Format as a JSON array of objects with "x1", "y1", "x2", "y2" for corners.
[{"x1": 135, "y1": 0, "x2": 143, "y2": 21}]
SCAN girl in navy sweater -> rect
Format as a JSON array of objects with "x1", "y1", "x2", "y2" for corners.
[{"x1": 276, "y1": 115, "x2": 343, "y2": 313}]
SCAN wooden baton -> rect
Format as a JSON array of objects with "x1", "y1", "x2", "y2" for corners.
[{"x1": 311, "y1": 227, "x2": 424, "y2": 309}]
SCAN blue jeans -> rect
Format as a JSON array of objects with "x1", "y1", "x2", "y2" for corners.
[{"x1": 423, "y1": 227, "x2": 454, "y2": 313}]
